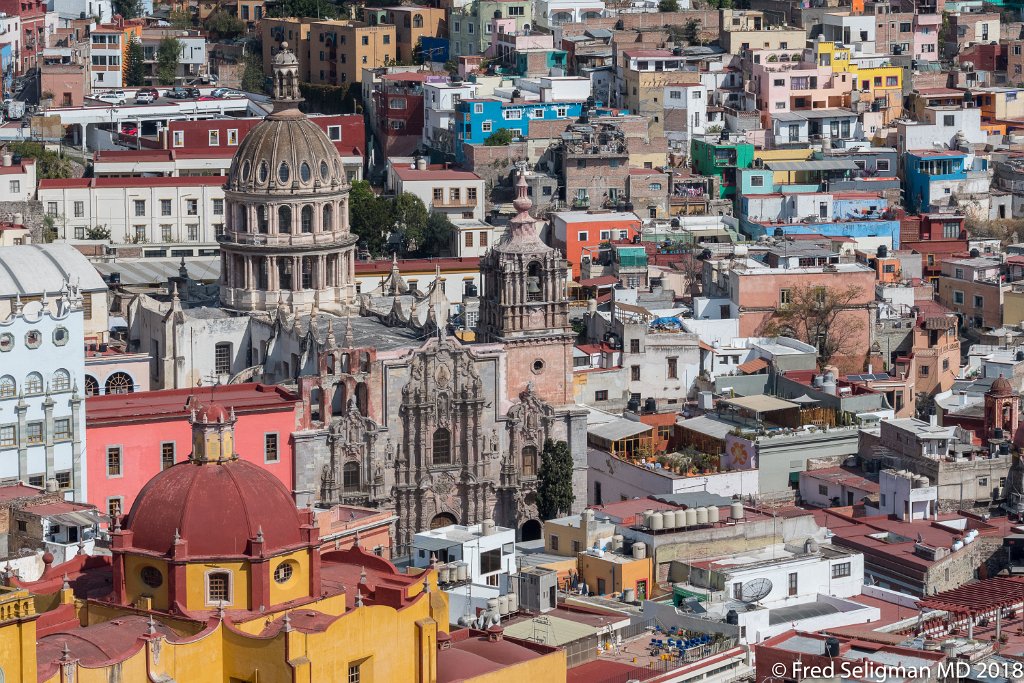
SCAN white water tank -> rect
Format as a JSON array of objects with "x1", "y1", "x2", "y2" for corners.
[
  {"x1": 731, "y1": 502, "x2": 745, "y2": 520},
  {"x1": 643, "y1": 510, "x2": 655, "y2": 527},
  {"x1": 507, "y1": 591, "x2": 519, "y2": 612},
  {"x1": 632, "y1": 542, "x2": 647, "y2": 559},
  {"x1": 481, "y1": 519, "x2": 496, "y2": 536},
  {"x1": 438, "y1": 565, "x2": 451, "y2": 583},
  {"x1": 953, "y1": 541, "x2": 964, "y2": 552},
  {"x1": 663, "y1": 510, "x2": 677, "y2": 529},
  {"x1": 499, "y1": 595, "x2": 510, "y2": 614},
  {"x1": 708, "y1": 506, "x2": 720, "y2": 524},
  {"x1": 674, "y1": 510, "x2": 687, "y2": 527},
  {"x1": 612, "y1": 534, "x2": 624, "y2": 551},
  {"x1": 455, "y1": 563, "x2": 469, "y2": 581},
  {"x1": 622, "y1": 587, "x2": 636, "y2": 603},
  {"x1": 650, "y1": 512, "x2": 664, "y2": 530},
  {"x1": 487, "y1": 597, "x2": 501, "y2": 614},
  {"x1": 684, "y1": 508, "x2": 697, "y2": 527},
  {"x1": 695, "y1": 507, "x2": 709, "y2": 525}
]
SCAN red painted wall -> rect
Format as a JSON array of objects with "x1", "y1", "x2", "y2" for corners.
[
  {"x1": 164, "y1": 114, "x2": 366, "y2": 156},
  {"x1": 86, "y1": 396, "x2": 300, "y2": 520}
]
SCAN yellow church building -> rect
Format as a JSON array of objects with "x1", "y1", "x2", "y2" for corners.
[{"x1": 0, "y1": 402, "x2": 567, "y2": 683}]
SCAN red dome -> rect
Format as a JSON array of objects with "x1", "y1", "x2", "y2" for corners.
[
  {"x1": 991, "y1": 375, "x2": 1014, "y2": 397},
  {"x1": 125, "y1": 459, "x2": 303, "y2": 557},
  {"x1": 194, "y1": 402, "x2": 230, "y2": 423}
]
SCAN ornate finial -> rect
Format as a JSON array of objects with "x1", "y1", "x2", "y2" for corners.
[
  {"x1": 147, "y1": 614, "x2": 157, "y2": 635},
  {"x1": 40, "y1": 290, "x2": 48, "y2": 309},
  {"x1": 257, "y1": 527, "x2": 264, "y2": 543},
  {"x1": 359, "y1": 566, "x2": 367, "y2": 584},
  {"x1": 344, "y1": 313, "x2": 354, "y2": 348},
  {"x1": 13, "y1": 294, "x2": 22, "y2": 315},
  {"x1": 355, "y1": 590, "x2": 364, "y2": 607},
  {"x1": 112, "y1": 515, "x2": 121, "y2": 532},
  {"x1": 179, "y1": 255, "x2": 188, "y2": 279},
  {"x1": 61, "y1": 641, "x2": 71, "y2": 662},
  {"x1": 62, "y1": 573, "x2": 70, "y2": 590},
  {"x1": 173, "y1": 528, "x2": 181, "y2": 543},
  {"x1": 353, "y1": 529, "x2": 361, "y2": 546},
  {"x1": 217, "y1": 604, "x2": 225, "y2": 621},
  {"x1": 282, "y1": 611, "x2": 293, "y2": 632}
]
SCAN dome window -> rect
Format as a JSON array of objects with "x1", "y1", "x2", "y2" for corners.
[
  {"x1": 141, "y1": 566, "x2": 163, "y2": 588},
  {"x1": 300, "y1": 162, "x2": 311, "y2": 182},
  {"x1": 320, "y1": 161, "x2": 330, "y2": 180},
  {"x1": 274, "y1": 562, "x2": 294, "y2": 583},
  {"x1": 241, "y1": 160, "x2": 251, "y2": 182},
  {"x1": 279, "y1": 162, "x2": 290, "y2": 184},
  {"x1": 258, "y1": 161, "x2": 269, "y2": 183}
]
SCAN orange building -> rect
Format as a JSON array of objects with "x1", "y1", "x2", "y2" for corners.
[
  {"x1": 550, "y1": 211, "x2": 642, "y2": 278},
  {"x1": 382, "y1": 6, "x2": 447, "y2": 64}
]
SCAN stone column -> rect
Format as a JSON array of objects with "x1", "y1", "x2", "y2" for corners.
[
  {"x1": 15, "y1": 399, "x2": 27, "y2": 482},
  {"x1": 43, "y1": 394, "x2": 54, "y2": 483},
  {"x1": 293, "y1": 257, "x2": 302, "y2": 291}
]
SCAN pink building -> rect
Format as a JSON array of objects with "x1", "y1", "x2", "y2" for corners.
[
  {"x1": 750, "y1": 48, "x2": 855, "y2": 115},
  {"x1": 85, "y1": 383, "x2": 301, "y2": 521}
]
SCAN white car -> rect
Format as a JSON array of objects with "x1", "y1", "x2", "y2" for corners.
[
  {"x1": 92, "y1": 90, "x2": 128, "y2": 105},
  {"x1": 134, "y1": 90, "x2": 157, "y2": 104}
]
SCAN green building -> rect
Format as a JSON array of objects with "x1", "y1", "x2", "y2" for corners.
[
  {"x1": 449, "y1": 0, "x2": 534, "y2": 56},
  {"x1": 690, "y1": 138, "x2": 755, "y2": 199}
]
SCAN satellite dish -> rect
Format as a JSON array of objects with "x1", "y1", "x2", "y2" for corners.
[{"x1": 740, "y1": 577, "x2": 773, "y2": 603}]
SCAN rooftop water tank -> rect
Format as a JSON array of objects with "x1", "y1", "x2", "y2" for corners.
[
  {"x1": 695, "y1": 507, "x2": 709, "y2": 525},
  {"x1": 632, "y1": 542, "x2": 646, "y2": 559},
  {"x1": 731, "y1": 502, "x2": 745, "y2": 521},
  {"x1": 650, "y1": 512, "x2": 664, "y2": 531},
  {"x1": 685, "y1": 508, "x2": 697, "y2": 527},
  {"x1": 708, "y1": 506, "x2": 720, "y2": 524}
]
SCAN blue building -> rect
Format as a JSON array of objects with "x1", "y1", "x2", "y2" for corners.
[
  {"x1": 0, "y1": 45, "x2": 11, "y2": 101},
  {"x1": 903, "y1": 151, "x2": 985, "y2": 214},
  {"x1": 454, "y1": 98, "x2": 585, "y2": 162}
]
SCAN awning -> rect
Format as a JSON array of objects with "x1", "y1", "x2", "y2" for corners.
[
  {"x1": 721, "y1": 395, "x2": 799, "y2": 413},
  {"x1": 772, "y1": 111, "x2": 807, "y2": 123},
  {"x1": 789, "y1": 394, "x2": 820, "y2": 404},
  {"x1": 578, "y1": 275, "x2": 618, "y2": 287},
  {"x1": 49, "y1": 510, "x2": 103, "y2": 528},
  {"x1": 766, "y1": 159, "x2": 860, "y2": 172},
  {"x1": 737, "y1": 358, "x2": 769, "y2": 374},
  {"x1": 413, "y1": 536, "x2": 460, "y2": 552}
]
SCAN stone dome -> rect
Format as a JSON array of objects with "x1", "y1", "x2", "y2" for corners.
[
  {"x1": 125, "y1": 458, "x2": 304, "y2": 557},
  {"x1": 991, "y1": 374, "x2": 1014, "y2": 396},
  {"x1": 226, "y1": 112, "x2": 349, "y2": 195}
]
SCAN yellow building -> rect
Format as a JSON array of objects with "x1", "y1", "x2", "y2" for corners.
[
  {"x1": 308, "y1": 20, "x2": 396, "y2": 85},
  {"x1": 262, "y1": 17, "x2": 313, "y2": 81},
  {"x1": 815, "y1": 39, "x2": 903, "y2": 124},
  {"x1": 0, "y1": 402, "x2": 567, "y2": 683},
  {"x1": 578, "y1": 551, "x2": 653, "y2": 600}
]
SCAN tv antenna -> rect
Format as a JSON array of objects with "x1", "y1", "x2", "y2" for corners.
[{"x1": 739, "y1": 577, "x2": 772, "y2": 603}]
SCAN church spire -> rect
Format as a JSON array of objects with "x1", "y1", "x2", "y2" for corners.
[
  {"x1": 503, "y1": 171, "x2": 545, "y2": 248},
  {"x1": 270, "y1": 42, "x2": 303, "y2": 113}
]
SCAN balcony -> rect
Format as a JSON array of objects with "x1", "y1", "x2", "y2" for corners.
[{"x1": 432, "y1": 196, "x2": 478, "y2": 208}]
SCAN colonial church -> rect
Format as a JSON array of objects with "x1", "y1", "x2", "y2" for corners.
[{"x1": 129, "y1": 45, "x2": 587, "y2": 554}]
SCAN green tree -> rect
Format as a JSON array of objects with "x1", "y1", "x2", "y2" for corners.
[
  {"x1": 349, "y1": 181, "x2": 391, "y2": 255},
  {"x1": 112, "y1": 0, "x2": 143, "y2": 19},
  {"x1": 85, "y1": 226, "x2": 111, "y2": 240},
  {"x1": 484, "y1": 128, "x2": 515, "y2": 146},
  {"x1": 390, "y1": 192, "x2": 429, "y2": 255},
  {"x1": 266, "y1": 0, "x2": 340, "y2": 19},
  {"x1": 240, "y1": 47, "x2": 267, "y2": 93},
  {"x1": 7, "y1": 141, "x2": 73, "y2": 180},
  {"x1": 124, "y1": 35, "x2": 145, "y2": 87},
  {"x1": 156, "y1": 37, "x2": 183, "y2": 86},
  {"x1": 658, "y1": 0, "x2": 679, "y2": 10},
  {"x1": 41, "y1": 213, "x2": 60, "y2": 242},
  {"x1": 203, "y1": 10, "x2": 245, "y2": 39},
  {"x1": 681, "y1": 18, "x2": 701, "y2": 44},
  {"x1": 536, "y1": 439, "x2": 575, "y2": 520},
  {"x1": 418, "y1": 212, "x2": 454, "y2": 257},
  {"x1": 168, "y1": 8, "x2": 193, "y2": 29}
]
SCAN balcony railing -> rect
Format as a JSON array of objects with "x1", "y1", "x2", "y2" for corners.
[{"x1": 432, "y1": 197, "x2": 478, "y2": 208}]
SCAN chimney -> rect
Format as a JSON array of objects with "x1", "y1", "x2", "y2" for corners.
[{"x1": 929, "y1": 414, "x2": 938, "y2": 427}]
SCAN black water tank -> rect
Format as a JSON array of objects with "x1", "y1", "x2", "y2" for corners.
[
  {"x1": 825, "y1": 637, "x2": 840, "y2": 657},
  {"x1": 995, "y1": 428, "x2": 1005, "y2": 439},
  {"x1": 773, "y1": 227, "x2": 785, "y2": 237},
  {"x1": 465, "y1": 282, "x2": 478, "y2": 297},
  {"x1": 877, "y1": 244, "x2": 888, "y2": 257},
  {"x1": 627, "y1": 397, "x2": 641, "y2": 413},
  {"x1": 725, "y1": 609, "x2": 739, "y2": 625},
  {"x1": 644, "y1": 397, "x2": 657, "y2": 413},
  {"x1": 1016, "y1": 350, "x2": 1024, "y2": 362},
  {"x1": 970, "y1": 248, "x2": 980, "y2": 257}
]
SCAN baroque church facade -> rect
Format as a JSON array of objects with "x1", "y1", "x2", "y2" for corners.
[{"x1": 128, "y1": 47, "x2": 587, "y2": 556}]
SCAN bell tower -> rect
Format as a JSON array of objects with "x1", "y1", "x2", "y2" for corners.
[{"x1": 478, "y1": 170, "x2": 574, "y2": 405}]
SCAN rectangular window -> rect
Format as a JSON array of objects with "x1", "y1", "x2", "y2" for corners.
[
  {"x1": 974, "y1": 295, "x2": 984, "y2": 308},
  {"x1": 920, "y1": 365, "x2": 930, "y2": 377},
  {"x1": 209, "y1": 130, "x2": 220, "y2": 146},
  {"x1": 188, "y1": 225, "x2": 198, "y2": 241},
  {"x1": 751, "y1": 175, "x2": 765, "y2": 187},
  {"x1": 832, "y1": 562, "x2": 851, "y2": 578},
  {"x1": 207, "y1": 573, "x2": 229, "y2": 602},
  {"x1": 215, "y1": 343, "x2": 231, "y2": 374},
  {"x1": 265, "y1": 434, "x2": 279, "y2": 463},
  {"x1": 161, "y1": 225, "x2": 172, "y2": 242},
  {"x1": 134, "y1": 200, "x2": 146, "y2": 217},
  {"x1": 161, "y1": 442, "x2": 175, "y2": 470},
  {"x1": 348, "y1": 664, "x2": 361, "y2": 683},
  {"x1": 227, "y1": 129, "x2": 239, "y2": 145},
  {"x1": 630, "y1": 339, "x2": 640, "y2": 353},
  {"x1": 107, "y1": 446, "x2": 122, "y2": 476},
  {"x1": 594, "y1": 390, "x2": 608, "y2": 401},
  {"x1": 788, "y1": 572, "x2": 798, "y2": 596},
  {"x1": 780, "y1": 288, "x2": 791, "y2": 306},
  {"x1": 480, "y1": 547, "x2": 502, "y2": 573},
  {"x1": 577, "y1": 231, "x2": 588, "y2": 242},
  {"x1": 9, "y1": 180, "x2": 19, "y2": 194},
  {"x1": 213, "y1": 199, "x2": 224, "y2": 215},
  {"x1": 108, "y1": 497, "x2": 122, "y2": 519},
  {"x1": 26, "y1": 423, "x2": 43, "y2": 445},
  {"x1": 0, "y1": 426, "x2": 15, "y2": 447},
  {"x1": 818, "y1": 484, "x2": 829, "y2": 496},
  {"x1": 480, "y1": 231, "x2": 488, "y2": 247},
  {"x1": 481, "y1": 121, "x2": 493, "y2": 133},
  {"x1": 667, "y1": 357, "x2": 678, "y2": 379},
  {"x1": 328, "y1": 125, "x2": 342, "y2": 141},
  {"x1": 953, "y1": 289, "x2": 964, "y2": 304},
  {"x1": 54, "y1": 418, "x2": 71, "y2": 440},
  {"x1": 56, "y1": 471, "x2": 71, "y2": 489},
  {"x1": 74, "y1": 201, "x2": 84, "y2": 218},
  {"x1": 186, "y1": 199, "x2": 198, "y2": 215},
  {"x1": 550, "y1": 535, "x2": 559, "y2": 550},
  {"x1": 161, "y1": 199, "x2": 172, "y2": 216},
  {"x1": 173, "y1": 130, "x2": 184, "y2": 147},
  {"x1": 465, "y1": 231, "x2": 474, "y2": 248},
  {"x1": 631, "y1": 365, "x2": 640, "y2": 381},
  {"x1": 468, "y1": 187, "x2": 477, "y2": 201},
  {"x1": 886, "y1": 76, "x2": 898, "y2": 87}
]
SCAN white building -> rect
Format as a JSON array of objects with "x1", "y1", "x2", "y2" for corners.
[
  {"x1": 895, "y1": 106, "x2": 987, "y2": 153},
  {"x1": 820, "y1": 13, "x2": 877, "y2": 54},
  {"x1": 865, "y1": 468, "x2": 938, "y2": 521},
  {"x1": 423, "y1": 80, "x2": 477, "y2": 157},
  {"x1": 0, "y1": 293, "x2": 87, "y2": 501},
  {"x1": 0, "y1": 14, "x2": 22, "y2": 75},
  {"x1": 38, "y1": 176, "x2": 226, "y2": 247},
  {"x1": 50, "y1": 0, "x2": 112, "y2": 26},
  {"x1": 412, "y1": 520, "x2": 517, "y2": 591},
  {"x1": 86, "y1": 24, "x2": 122, "y2": 90},
  {"x1": 533, "y1": 0, "x2": 605, "y2": 30},
  {"x1": 0, "y1": 156, "x2": 35, "y2": 202},
  {"x1": 386, "y1": 158, "x2": 486, "y2": 222},
  {"x1": 450, "y1": 218, "x2": 507, "y2": 258},
  {"x1": 0, "y1": 243, "x2": 109, "y2": 343},
  {"x1": 141, "y1": 31, "x2": 208, "y2": 84},
  {"x1": 664, "y1": 83, "x2": 707, "y2": 156}
]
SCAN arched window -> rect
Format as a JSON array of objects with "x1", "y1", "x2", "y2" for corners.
[
  {"x1": 0, "y1": 376, "x2": 14, "y2": 398},
  {"x1": 522, "y1": 445, "x2": 537, "y2": 476},
  {"x1": 301, "y1": 205, "x2": 313, "y2": 233},
  {"x1": 24, "y1": 373, "x2": 42, "y2": 395},
  {"x1": 431, "y1": 512, "x2": 457, "y2": 529},
  {"x1": 52, "y1": 369, "x2": 70, "y2": 392},
  {"x1": 413, "y1": 13, "x2": 423, "y2": 27},
  {"x1": 332, "y1": 382, "x2": 347, "y2": 415},
  {"x1": 432, "y1": 427, "x2": 452, "y2": 465},
  {"x1": 206, "y1": 571, "x2": 231, "y2": 605},
  {"x1": 84, "y1": 375, "x2": 99, "y2": 396},
  {"x1": 105, "y1": 372, "x2": 134, "y2": 395},
  {"x1": 257, "y1": 205, "x2": 269, "y2": 233},
  {"x1": 310, "y1": 387, "x2": 323, "y2": 422},
  {"x1": 355, "y1": 382, "x2": 369, "y2": 415},
  {"x1": 237, "y1": 205, "x2": 248, "y2": 232},
  {"x1": 278, "y1": 205, "x2": 292, "y2": 233},
  {"x1": 322, "y1": 203, "x2": 333, "y2": 231},
  {"x1": 343, "y1": 461, "x2": 360, "y2": 492}
]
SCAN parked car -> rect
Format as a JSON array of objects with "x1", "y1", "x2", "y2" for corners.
[
  {"x1": 92, "y1": 90, "x2": 128, "y2": 105},
  {"x1": 165, "y1": 87, "x2": 189, "y2": 99},
  {"x1": 134, "y1": 88, "x2": 159, "y2": 104},
  {"x1": 211, "y1": 88, "x2": 242, "y2": 98},
  {"x1": 185, "y1": 87, "x2": 201, "y2": 99}
]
